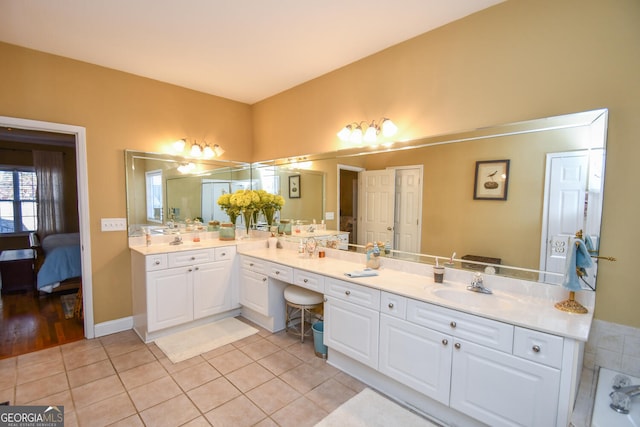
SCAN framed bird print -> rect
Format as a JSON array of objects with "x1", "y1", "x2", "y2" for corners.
[{"x1": 474, "y1": 159, "x2": 510, "y2": 200}]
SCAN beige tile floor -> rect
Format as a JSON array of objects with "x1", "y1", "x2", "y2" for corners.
[{"x1": 0, "y1": 317, "x2": 367, "y2": 427}]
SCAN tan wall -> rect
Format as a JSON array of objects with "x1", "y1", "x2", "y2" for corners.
[
  {"x1": 252, "y1": 0, "x2": 640, "y2": 327},
  {"x1": 0, "y1": 42, "x2": 253, "y2": 323}
]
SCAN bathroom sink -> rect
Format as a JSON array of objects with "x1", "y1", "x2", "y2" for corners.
[{"x1": 430, "y1": 287, "x2": 517, "y2": 309}]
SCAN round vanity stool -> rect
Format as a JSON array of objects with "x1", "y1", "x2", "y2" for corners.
[{"x1": 284, "y1": 285, "x2": 323, "y2": 343}]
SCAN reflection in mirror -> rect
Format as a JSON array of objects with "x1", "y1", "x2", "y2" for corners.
[
  {"x1": 254, "y1": 109, "x2": 608, "y2": 288},
  {"x1": 125, "y1": 150, "x2": 250, "y2": 235}
]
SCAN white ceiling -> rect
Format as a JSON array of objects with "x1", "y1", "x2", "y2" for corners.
[{"x1": 0, "y1": 0, "x2": 503, "y2": 104}]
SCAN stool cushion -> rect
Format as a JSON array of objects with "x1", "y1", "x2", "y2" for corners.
[{"x1": 284, "y1": 285, "x2": 323, "y2": 305}]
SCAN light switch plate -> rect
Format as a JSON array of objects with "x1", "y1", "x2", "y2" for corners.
[
  {"x1": 101, "y1": 218, "x2": 127, "y2": 232},
  {"x1": 325, "y1": 211, "x2": 335, "y2": 220}
]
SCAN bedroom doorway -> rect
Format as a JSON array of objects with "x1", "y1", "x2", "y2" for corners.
[{"x1": 0, "y1": 116, "x2": 93, "y2": 358}]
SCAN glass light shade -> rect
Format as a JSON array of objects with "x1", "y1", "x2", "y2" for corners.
[
  {"x1": 172, "y1": 139, "x2": 186, "y2": 153},
  {"x1": 381, "y1": 119, "x2": 398, "y2": 137},
  {"x1": 350, "y1": 126, "x2": 363, "y2": 144},
  {"x1": 364, "y1": 125, "x2": 378, "y2": 143},
  {"x1": 337, "y1": 125, "x2": 352, "y2": 142},
  {"x1": 213, "y1": 144, "x2": 225, "y2": 157},
  {"x1": 203, "y1": 145, "x2": 214, "y2": 159},
  {"x1": 190, "y1": 144, "x2": 202, "y2": 157}
]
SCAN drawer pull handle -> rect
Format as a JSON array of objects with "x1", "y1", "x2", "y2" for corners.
[
  {"x1": 454, "y1": 342, "x2": 461, "y2": 349},
  {"x1": 250, "y1": 263, "x2": 254, "y2": 266},
  {"x1": 275, "y1": 271, "x2": 280, "y2": 275},
  {"x1": 324, "y1": 297, "x2": 328, "y2": 302},
  {"x1": 221, "y1": 252, "x2": 226, "y2": 256},
  {"x1": 191, "y1": 256, "x2": 196, "y2": 260},
  {"x1": 532, "y1": 345, "x2": 541, "y2": 353},
  {"x1": 442, "y1": 339, "x2": 448, "y2": 346},
  {"x1": 188, "y1": 268, "x2": 193, "y2": 272},
  {"x1": 450, "y1": 321, "x2": 457, "y2": 328},
  {"x1": 154, "y1": 260, "x2": 160, "y2": 265},
  {"x1": 303, "y1": 279, "x2": 309, "y2": 283},
  {"x1": 195, "y1": 267, "x2": 199, "y2": 271},
  {"x1": 345, "y1": 290, "x2": 351, "y2": 296},
  {"x1": 262, "y1": 277, "x2": 267, "y2": 282},
  {"x1": 388, "y1": 303, "x2": 394, "y2": 309}
]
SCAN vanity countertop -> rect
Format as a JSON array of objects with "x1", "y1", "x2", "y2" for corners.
[{"x1": 238, "y1": 247, "x2": 594, "y2": 342}]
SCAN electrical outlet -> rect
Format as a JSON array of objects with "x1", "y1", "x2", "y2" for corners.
[
  {"x1": 325, "y1": 211, "x2": 335, "y2": 220},
  {"x1": 101, "y1": 218, "x2": 127, "y2": 232}
]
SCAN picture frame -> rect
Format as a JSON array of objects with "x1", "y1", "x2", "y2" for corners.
[
  {"x1": 473, "y1": 159, "x2": 510, "y2": 200},
  {"x1": 289, "y1": 175, "x2": 301, "y2": 198}
]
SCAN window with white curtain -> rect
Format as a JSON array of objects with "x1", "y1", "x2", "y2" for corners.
[
  {"x1": 33, "y1": 150, "x2": 65, "y2": 237},
  {"x1": 0, "y1": 167, "x2": 37, "y2": 234}
]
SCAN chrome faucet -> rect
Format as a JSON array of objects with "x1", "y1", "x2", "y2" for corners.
[
  {"x1": 467, "y1": 272, "x2": 492, "y2": 294},
  {"x1": 169, "y1": 234, "x2": 183, "y2": 245},
  {"x1": 610, "y1": 377, "x2": 640, "y2": 414}
]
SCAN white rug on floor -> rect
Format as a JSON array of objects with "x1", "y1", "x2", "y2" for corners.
[
  {"x1": 154, "y1": 317, "x2": 258, "y2": 363},
  {"x1": 315, "y1": 388, "x2": 439, "y2": 426}
]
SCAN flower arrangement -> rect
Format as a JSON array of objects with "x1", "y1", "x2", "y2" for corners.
[
  {"x1": 218, "y1": 189, "x2": 285, "y2": 229},
  {"x1": 255, "y1": 190, "x2": 285, "y2": 226}
]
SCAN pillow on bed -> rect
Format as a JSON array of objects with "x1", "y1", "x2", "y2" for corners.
[{"x1": 42, "y1": 232, "x2": 80, "y2": 253}]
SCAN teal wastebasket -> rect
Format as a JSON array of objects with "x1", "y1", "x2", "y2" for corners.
[{"x1": 312, "y1": 321, "x2": 327, "y2": 359}]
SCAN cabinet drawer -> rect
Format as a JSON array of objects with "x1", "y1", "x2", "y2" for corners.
[
  {"x1": 514, "y1": 327, "x2": 564, "y2": 369},
  {"x1": 380, "y1": 292, "x2": 407, "y2": 319},
  {"x1": 145, "y1": 254, "x2": 168, "y2": 271},
  {"x1": 268, "y1": 262, "x2": 293, "y2": 282},
  {"x1": 325, "y1": 277, "x2": 380, "y2": 309},
  {"x1": 168, "y1": 249, "x2": 214, "y2": 267},
  {"x1": 214, "y1": 246, "x2": 235, "y2": 261},
  {"x1": 293, "y1": 269, "x2": 325, "y2": 293},
  {"x1": 241, "y1": 256, "x2": 267, "y2": 274},
  {"x1": 407, "y1": 299, "x2": 513, "y2": 353}
]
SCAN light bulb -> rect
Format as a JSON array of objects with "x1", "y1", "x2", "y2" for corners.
[
  {"x1": 190, "y1": 144, "x2": 202, "y2": 157},
  {"x1": 381, "y1": 119, "x2": 398, "y2": 137}
]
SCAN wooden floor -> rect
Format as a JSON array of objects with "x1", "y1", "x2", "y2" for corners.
[{"x1": 0, "y1": 287, "x2": 84, "y2": 359}]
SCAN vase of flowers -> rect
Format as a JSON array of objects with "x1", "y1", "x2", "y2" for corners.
[{"x1": 255, "y1": 189, "x2": 285, "y2": 227}]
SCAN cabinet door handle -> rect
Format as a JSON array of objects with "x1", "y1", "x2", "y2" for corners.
[
  {"x1": 190, "y1": 256, "x2": 196, "y2": 260},
  {"x1": 194, "y1": 267, "x2": 199, "y2": 271},
  {"x1": 388, "y1": 303, "x2": 394, "y2": 309},
  {"x1": 532, "y1": 345, "x2": 541, "y2": 353},
  {"x1": 262, "y1": 277, "x2": 267, "y2": 282},
  {"x1": 442, "y1": 339, "x2": 448, "y2": 346},
  {"x1": 324, "y1": 297, "x2": 328, "y2": 302},
  {"x1": 303, "y1": 279, "x2": 309, "y2": 283},
  {"x1": 454, "y1": 342, "x2": 461, "y2": 349},
  {"x1": 154, "y1": 260, "x2": 160, "y2": 265},
  {"x1": 275, "y1": 271, "x2": 280, "y2": 275},
  {"x1": 250, "y1": 262, "x2": 254, "y2": 266},
  {"x1": 345, "y1": 290, "x2": 351, "y2": 296},
  {"x1": 221, "y1": 252, "x2": 226, "y2": 257},
  {"x1": 188, "y1": 268, "x2": 193, "y2": 272},
  {"x1": 450, "y1": 321, "x2": 457, "y2": 328}
]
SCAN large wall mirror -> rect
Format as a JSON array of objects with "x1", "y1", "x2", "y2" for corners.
[
  {"x1": 125, "y1": 109, "x2": 607, "y2": 289},
  {"x1": 252, "y1": 109, "x2": 608, "y2": 288}
]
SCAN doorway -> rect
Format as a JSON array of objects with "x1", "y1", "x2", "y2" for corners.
[
  {"x1": 338, "y1": 164, "x2": 422, "y2": 252},
  {"x1": 0, "y1": 116, "x2": 93, "y2": 358}
]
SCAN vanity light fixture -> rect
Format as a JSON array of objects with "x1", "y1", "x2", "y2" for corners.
[
  {"x1": 170, "y1": 138, "x2": 225, "y2": 159},
  {"x1": 337, "y1": 118, "x2": 398, "y2": 145}
]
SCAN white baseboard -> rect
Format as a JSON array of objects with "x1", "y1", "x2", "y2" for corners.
[{"x1": 94, "y1": 316, "x2": 133, "y2": 338}]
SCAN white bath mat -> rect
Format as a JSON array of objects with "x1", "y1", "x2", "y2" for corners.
[
  {"x1": 315, "y1": 388, "x2": 439, "y2": 427},
  {"x1": 154, "y1": 317, "x2": 258, "y2": 363}
]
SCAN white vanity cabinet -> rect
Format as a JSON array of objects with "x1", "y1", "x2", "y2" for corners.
[
  {"x1": 324, "y1": 277, "x2": 381, "y2": 369},
  {"x1": 131, "y1": 246, "x2": 236, "y2": 342}
]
